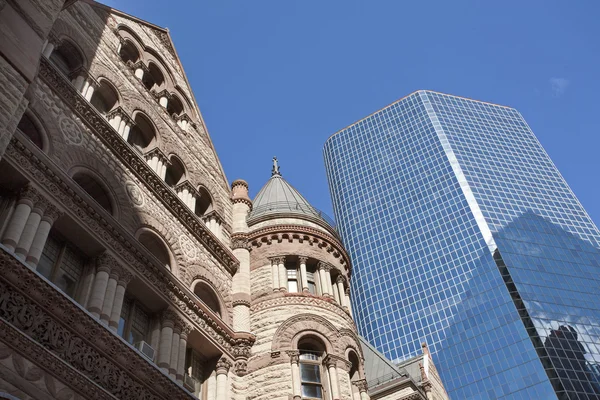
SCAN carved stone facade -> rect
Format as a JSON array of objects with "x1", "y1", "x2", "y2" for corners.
[{"x1": 0, "y1": 2, "x2": 448, "y2": 400}]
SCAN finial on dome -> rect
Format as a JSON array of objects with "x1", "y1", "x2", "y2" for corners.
[{"x1": 272, "y1": 156, "x2": 281, "y2": 176}]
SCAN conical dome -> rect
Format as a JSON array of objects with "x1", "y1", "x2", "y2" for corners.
[{"x1": 247, "y1": 158, "x2": 335, "y2": 229}]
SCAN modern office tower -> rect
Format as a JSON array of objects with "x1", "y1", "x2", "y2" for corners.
[{"x1": 323, "y1": 90, "x2": 600, "y2": 399}]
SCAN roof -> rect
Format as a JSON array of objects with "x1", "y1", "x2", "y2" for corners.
[{"x1": 247, "y1": 158, "x2": 335, "y2": 229}]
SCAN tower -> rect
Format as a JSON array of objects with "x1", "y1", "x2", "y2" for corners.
[
  {"x1": 323, "y1": 90, "x2": 600, "y2": 399},
  {"x1": 230, "y1": 158, "x2": 370, "y2": 400}
]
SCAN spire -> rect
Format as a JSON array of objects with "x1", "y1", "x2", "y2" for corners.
[{"x1": 271, "y1": 156, "x2": 281, "y2": 176}]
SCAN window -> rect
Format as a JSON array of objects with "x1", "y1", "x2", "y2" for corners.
[
  {"x1": 306, "y1": 271, "x2": 317, "y2": 295},
  {"x1": 137, "y1": 229, "x2": 172, "y2": 270},
  {"x1": 193, "y1": 281, "x2": 221, "y2": 317},
  {"x1": 37, "y1": 234, "x2": 85, "y2": 299},
  {"x1": 128, "y1": 113, "x2": 156, "y2": 153},
  {"x1": 72, "y1": 172, "x2": 114, "y2": 215},
  {"x1": 49, "y1": 41, "x2": 83, "y2": 78},
  {"x1": 90, "y1": 80, "x2": 119, "y2": 115},
  {"x1": 165, "y1": 156, "x2": 186, "y2": 187},
  {"x1": 287, "y1": 267, "x2": 299, "y2": 293},
  {"x1": 299, "y1": 349, "x2": 323, "y2": 399},
  {"x1": 17, "y1": 112, "x2": 44, "y2": 150},
  {"x1": 195, "y1": 187, "x2": 213, "y2": 217},
  {"x1": 118, "y1": 297, "x2": 150, "y2": 345}
]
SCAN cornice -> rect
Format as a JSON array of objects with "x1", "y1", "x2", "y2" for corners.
[
  {"x1": 248, "y1": 224, "x2": 352, "y2": 275},
  {"x1": 0, "y1": 248, "x2": 195, "y2": 400},
  {"x1": 4, "y1": 138, "x2": 252, "y2": 356},
  {"x1": 38, "y1": 58, "x2": 239, "y2": 273}
]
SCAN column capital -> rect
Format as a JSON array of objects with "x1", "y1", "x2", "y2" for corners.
[
  {"x1": 230, "y1": 236, "x2": 251, "y2": 251},
  {"x1": 286, "y1": 350, "x2": 300, "y2": 364},
  {"x1": 216, "y1": 357, "x2": 232, "y2": 374},
  {"x1": 317, "y1": 261, "x2": 331, "y2": 271},
  {"x1": 117, "y1": 268, "x2": 134, "y2": 286},
  {"x1": 19, "y1": 185, "x2": 42, "y2": 204},
  {"x1": 336, "y1": 275, "x2": 345, "y2": 285},
  {"x1": 42, "y1": 204, "x2": 62, "y2": 223},
  {"x1": 353, "y1": 379, "x2": 368, "y2": 392},
  {"x1": 161, "y1": 309, "x2": 178, "y2": 327},
  {"x1": 323, "y1": 354, "x2": 338, "y2": 368},
  {"x1": 269, "y1": 256, "x2": 285, "y2": 265},
  {"x1": 180, "y1": 323, "x2": 193, "y2": 340},
  {"x1": 298, "y1": 256, "x2": 308, "y2": 264},
  {"x1": 345, "y1": 288, "x2": 351, "y2": 295},
  {"x1": 96, "y1": 252, "x2": 119, "y2": 274}
]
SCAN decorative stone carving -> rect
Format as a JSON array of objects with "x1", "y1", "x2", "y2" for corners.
[
  {"x1": 230, "y1": 236, "x2": 251, "y2": 251},
  {"x1": 96, "y1": 252, "x2": 118, "y2": 274},
  {"x1": 234, "y1": 359, "x2": 248, "y2": 376},
  {"x1": 353, "y1": 379, "x2": 368, "y2": 392},
  {"x1": 298, "y1": 256, "x2": 308, "y2": 264},
  {"x1": 336, "y1": 275, "x2": 345, "y2": 285},
  {"x1": 44, "y1": 203, "x2": 63, "y2": 222},
  {"x1": 286, "y1": 350, "x2": 300, "y2": 364},
  {"x1": 125, "y1": 181, "x2": 145, "y2": 206},
  {"x1": 0, "y1": 252, "x2": 195, "y2": 400},
  {"x1": 179, "y1": 235, "x2": 197, "y2": 260},
  {"x1": 59, "y1": 116, "x2": 83, "y2": 145},
  {"x1": 215, "y1": 357, "x2": 232, "y2": 374}
]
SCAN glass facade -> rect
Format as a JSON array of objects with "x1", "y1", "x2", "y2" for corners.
[{"x1": 323, "y1": 90, "x2": 600, "y2": 399}]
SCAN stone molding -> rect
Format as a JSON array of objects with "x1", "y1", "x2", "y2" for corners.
[
  {"x1": 251, "y1": 294, "x2": 354, "y2": 323},
  {"x1": 231, "y1": 197, "x2": 253, "y2": 210},
  {"x1": 105, "y1": 106, "x2": 133, "y2": 125},
  {"x1": 336, "y1": 275, "x2": 346, "y2": 285},
  {"x1": 37, "y1": 57, "x2": 239, "y2": 273},
  {"x1": 249, "y1": 225, "x2": 351, "y2": 275},
  {"x1": 0, "y1": 249, "x2": 195, "y2": 400},
  {"x1": 4, "y1": 139, "x2": 250, "y2": 356}
]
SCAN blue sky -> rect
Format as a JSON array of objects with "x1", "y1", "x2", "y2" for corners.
[{"x1": 105, "y1": 0, "x2": 600, "y2": 225}]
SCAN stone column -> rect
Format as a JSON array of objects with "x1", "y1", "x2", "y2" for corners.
[
  {"x1": 109, "y1": 113, "x2": 122, "y2": 130},
  {"x1": 100, "y1": 267, "x2": 120, "y2": 325},
  {"x1": 324, "y1": 265, "x2": 334, "y2": 299},
  {"x1": 169, "y1": 327, "x2": 181, "y2": 379},
  {"x1": 26, "y1": 205, "x2": 61, "y2": 267},
  {"x1": 42, "y1": 41, "x2": 56, "y2": 58},
  {"x1": 317, "y1": 262, "x2": 330, "y2": 297},
  {"x1": 345, "y1": 288, "x2": 353, "y2": 316},
  {"x1": 270, "y1": 257, "x2": 280, "y2": 291},
  {"x1": 157, "y1": 312, "x2": 175, "y2": 374},
  {"x1": 108, "y1": 269, "x2": 133, "y2": 332},
  {"x1": 215, "y1": 357, "x2": 231, "y2": 400},
  {"x1": 1, "y1": 186, "x2": 38, "y2": 252},
  {"x1": 84, "y1": 81, "x2": 97, "y2": 101},
  {"x1": 332, "y1": 281, "x2": 340, "y2": 305},
  {"x1": 159, "y1": 95, "x2": 168, "y2": 108},
  {"x1": 325, "y1": 356, "x2": 340, "y2": 400},
  {"x1": 231, "y1": 237, "x2": 251, "y2": 332},
  {"x1": 278, "y1": 256, "x2": 287, "y2": 291},
  {"x1": 122, "y1": 122, "x2": 132, "y2": 141},
  {"x1": 299, "y1": 256, "x2": 309, "y2": 293},
  {"x1": 14, "y1": 197, "x2": 45, "y2": 260},
  {"x1": 87, "y1": 253, "x2": 115, "y2": 318},
  {"x1": 287, "y1": 351, "x2": 302, "y2": 400},
  {"x1": 177, "y1": 326, "x2": 191, "y2": 384},
  {"x1": 206, "y1": 370, "x2": 217, "y2": 400},
  {"x1": 0, "y1": 1, "x2": 68, "y2": 160},
  {"x1": 336, "y1": 276, "x2": 346, "y2": 307},
  {"x1": 354, "y1": 380, "x2": 370, "y2": 400},
  {"x1": 149, "y1": 317, "x2": 162, "y2": 352},
  {"x1": 135, "y1": 67, "x2": 145, "y2": 79}
]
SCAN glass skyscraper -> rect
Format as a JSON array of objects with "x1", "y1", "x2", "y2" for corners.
[{"x1": 323, "y1": 91, "x2": 600, "y2": 399}]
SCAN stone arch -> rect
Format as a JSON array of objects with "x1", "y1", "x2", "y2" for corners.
[
  {"x1": 272, "y1": 314, "x2": 340, "y2": 355},
  {"x1": 49, "y1": 37, "x2": 85, "y2": 77},
  {"x1": 16, "y1": 108, "x2": 50, "y2": 153},
  {"x1": 90, "y1": 77, "x2": 121, "y2": 115},
  {"x1": 135, "y1": 225, "x2": 177, "y2": 273},
  {"x1": 143, "y1": 47, "x2": 176, "y2": 90},
  {"x1": 190, "y1": 277, "x2": 227, "y2": 317},
  {"x1": 129, "y1": 110, "x2": 160, "y2": 152},
  {"x1": 336, "y1": 329, "x2": 363, "y2": 357},
  {"x1": 69, "y1": 165, "x2": 119, "y2": 218},
  {"x1": 50, "y1": 19, "x2": 94, "y2": 69},
  {"x1": 165, "y1": 153, "x2": 187, "y2": 187}
]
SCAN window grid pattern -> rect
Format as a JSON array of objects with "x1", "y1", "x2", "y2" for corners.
[{"x1": 323, "y1": 90, "x2": 600, "y2": 399}]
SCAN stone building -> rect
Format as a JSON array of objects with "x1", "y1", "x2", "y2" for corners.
[{"x1": 0, "y1": 1, "x2": 447, "y2": 399}]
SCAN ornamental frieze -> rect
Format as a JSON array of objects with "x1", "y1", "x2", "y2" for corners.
[{"x1": 250, "y1": 295, "x2": 355, "y2": 325}]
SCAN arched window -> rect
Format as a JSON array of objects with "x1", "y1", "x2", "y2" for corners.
[
  {"x1": 49, "y1": 40, "x2": 84, "y2": 77},
  {"x1": 16, "y1": 112, "x2": 44, "y2": 150},
  {"x1": 298, "y1": 337, "x2": 326, "y2": 399},
  {"x1": 193, "y1": 281, "x2": 221, "y2": 316},
  {"x1": 348, "y1": 350, "x2": 361, "y2": 387},
  {"x1": 165, "y1": 156, "x2": 186, "y2": 187},
  {"x1": 167, "y1": 95, "x2": 184, "y2": 117},
  {"x1": 138, "y1": 230, "x2": 171, "y2": 270},
  {"x1": 119, "y1": 40, "x2": 140, "y2": 64},
  {"x1": 143, "y1": 62, "x2": 165, "y2": 91},
  {"x1": 72, "y1": 172, "x2": 114, "y2": 215},
  {"x1": 128, "y1": 113, "x2": 156, "y2": 153},
  {"x1": 195, "y1": 187, "x2": 213, "y2": 217},
  {"x1": 90, "y1": 80, "x2": 119, "y2": 115}
]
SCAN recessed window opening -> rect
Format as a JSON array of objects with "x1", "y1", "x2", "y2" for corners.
[
  {"x1": 128, "y1": 113, "x2": 156, "y2": 153},
  {"x1": 90, "y1": 80, "x2": 119, "y2": 115},
  {"x1": 72, "y1": 172, "x2": 113, "y2": 214},
  {"x1": 17, "y1": 113, "x2": 44, "y2": 150}
]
